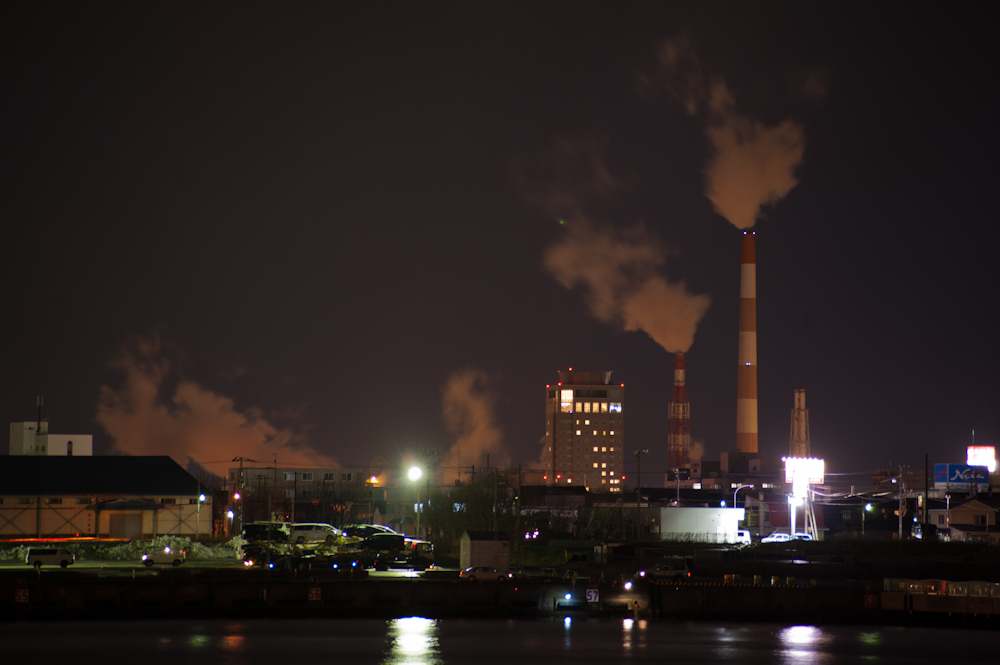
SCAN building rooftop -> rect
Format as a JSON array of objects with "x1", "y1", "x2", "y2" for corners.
[{"x1": 0, "y1": 455, "x2": 202, "y2": 495}]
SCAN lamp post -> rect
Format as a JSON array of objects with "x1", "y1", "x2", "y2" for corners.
[
  {"x1": 862, "y1": 502, "x2": 872, "y2": 538},
  {"x1": 734, "y1": 484, "x2": 753, "y2": 532},
  {"x1": 408, "y1": 466, "x2": 423, "y2": 538},
  {"x1": 196, "y1": 492, "x2": 206, "y2": 536},
  {"x1": 634, "y1": 449, "x2": 648, "y2": 541}
]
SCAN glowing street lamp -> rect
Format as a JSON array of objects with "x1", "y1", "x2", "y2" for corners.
[
  {"x1": 408, "y1": 466, "x2": 423, "y2": 538},
  {"x1": 862, "y1": 502, "x2": 872, "y2": 538},
  {"x1": 196, "y1": 492, "x2": 206, "y2": 537}
]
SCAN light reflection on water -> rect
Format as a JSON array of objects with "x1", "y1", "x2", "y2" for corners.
[
  {"x1": 777, "y1": 625, "x2": 834, "y2": 664},
  {"x1": 384, "y1": 617, "x2": 441, "y2": 665},
  {"x1": 2, "y1": 618, "x2": 995, "y2": 664}
]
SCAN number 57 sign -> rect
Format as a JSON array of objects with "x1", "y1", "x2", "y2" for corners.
[{"x1": 586, "y1": 588, "x2": 599, "y2": 603}]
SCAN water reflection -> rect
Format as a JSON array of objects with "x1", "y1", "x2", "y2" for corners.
[
  {"x1": 384, "y1": 617, "x2": 441, "y2": 665},
  {"x1": 778, "y1": 625, "x2": 832, "y2": 664},
  {"x1": 188, "y1": 634, "x2": 210, "y2": 649},
  {"x1": 622, "y1": 618, "x2": 633, "y2": 653}
]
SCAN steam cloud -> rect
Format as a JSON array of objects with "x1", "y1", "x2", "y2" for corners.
[
  {"x1": 544, "y1": 219, "x2": 711, "y2": 353},
  {"x1": 688, "y1": 440, "x2": 705, "y2": 464},
  {"x1": 653, "y1": 37, "x2": 806, "y2": 228},
  {"x1": 96, "y1": 334, "x2": 336, "y2": 470},
  {"x1": 441, "y1": 368, "x2": 509, "y2": 484}
]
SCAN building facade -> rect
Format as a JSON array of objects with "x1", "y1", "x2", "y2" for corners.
[
  {"x1": 226, "y1": 466, "x2": 372, "y2": 526},
  {"x1": 10, "y1": 421, "x2": 93, "y2": 456},
  {"x1": 543, "y1": 369, "x2": 624, "y2": 491},
  {"x1": 0, "y1": 456, "x2": 210, "y2": 538}
]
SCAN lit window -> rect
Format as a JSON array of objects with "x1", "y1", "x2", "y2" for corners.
[
  {"x1": 602, "y1": 463, "x2": 607, "y2": 468},
  {"x1": 593, "y1": 463, "x2": 598, "y2": 468},
  {"x1": 584, "y1": 419, "x2": 590, "y2": 425},
  {"x1": 593, "y1": 447, "x2": 598, "y2": 452},
  {"x1": 610, "y1": 403, "x2": 622, "y2": 412},
  {"x1": 610, "y1": 431, "x2": 615, "y2": 436},
  {"x1": 584, "y1": 402, "x2": 591, "y2": 413},
  {"x1": 610, "y1": 447, "x2": 615, "y2": 451},
  {"x1": 576, "y1": 402, "x2": 583, "y2": 412},
  {"x1": 602, "y1": 479, "x2": 606, "y2": 484},
  {"x1": 693, "y1": 483, "x2": 702, "y2": 490},
  {"x1": 576, "y1": 430, "x2": 582, "y2": 436},
  {"x1": 610, "y1": 471, "x2": 615, "y2": 476},
  {"x1": 601, "y1": 447, "x2": 607, "y2": 452},
  {"x1": 601, "y1": 403, "x2": 608, "y2": 413},
  {"x1": 602, "y1": 472, "x2": 607, "y2": 477}
]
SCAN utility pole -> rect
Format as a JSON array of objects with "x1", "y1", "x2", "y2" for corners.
[
  {"x1": 515, "y1": 464, "x2": 521, "y2": 565},
  {"x1": 898, "y1": 464, "x2": 904, "y2": 541},
  {"x1": 634, "y1": 449, "x2": 648, "y2": 541},
  {"x1": 232, "y1": 457, "x2": 261, "y2": 537}
]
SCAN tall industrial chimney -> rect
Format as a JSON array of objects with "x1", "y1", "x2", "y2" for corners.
[
  {"x1": 667, "y1": 352, "x2": 690, "y2": 470},
  {"x1": 789, "y1": 389, "x2": 810, "y2": 457},
  {"x1": 736, "y1": 230, "x2": 758, "y2": 453}
]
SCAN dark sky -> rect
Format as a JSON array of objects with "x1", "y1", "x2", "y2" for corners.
[{"x1": 3, "y1": 2, "x2": 997, "y2": 482}]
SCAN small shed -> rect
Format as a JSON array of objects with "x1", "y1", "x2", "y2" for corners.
[{"x1": 460, "y1": 531, "x2": 510, "y2": 571}]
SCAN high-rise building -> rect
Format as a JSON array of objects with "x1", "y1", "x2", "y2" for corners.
[{"x1": 543, "y1": 369, "x2": 625, "y2": 491}]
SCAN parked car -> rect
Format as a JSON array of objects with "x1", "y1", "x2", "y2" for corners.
[
  {"x1": 242, "y1": 522, "x2": 291, "y2": 542},
  {"x1": 342, "y1": 524, "x2": 399, "y2": 539},
  {"x1": 26, "y1": 548, "x2": 75, "y2": 569},
  {"x1": 141, "y1": 546, "x2": 186, "y2": 567},
  {"x1": 636, "y1": 561, "x2": 690, "y2": 581},
  {"x1": 460, "y1": 566, "x2": 507, "y2": 582},
  {"x1": 761, "y1": 531, "x2": 791, "y2": 543},
  {"x1": 792, "y1": 532, "x2": 813, "y2": 541},
  {"x1": 289, "y1": 523, "x2": 343, "y2": 544},
  {"x1": 734, "y1": 529, "x2": 752, "y2": 546}
]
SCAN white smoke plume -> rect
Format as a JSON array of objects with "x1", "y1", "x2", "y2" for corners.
[
  {"x1": 95, "y1": 334, "x2": 337, "y2": 470},
  {"x1": 652, "y1": 38, "x2": 806, "y2": 228},
  {"x1": 688, "y1": 439, "x2": 705, "y2": 464},
  {"x1": 441, "y1": 368, "x2": 509, "y2": 484},
  {"x1": 544, "y1": 219, "x2": 711, "y2": 353}
]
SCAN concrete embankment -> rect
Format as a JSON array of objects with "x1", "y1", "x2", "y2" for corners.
[
  {"x1": 5, "y1": 568, "x2": 999, "y2": 627},
  {"x1": 0, "y1": 569, "x2": 645, "y2": 620}
]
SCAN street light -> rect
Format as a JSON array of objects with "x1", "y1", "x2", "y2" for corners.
[
  {"x1": 196, "y1": 492, "x2": 206, "y2": 537},
  {"x1": 862, "y1": 502, "x2": 872, "y2": 538},
  {"x1": 408, "y1": 466, "x2": 423, "y2": 538}
]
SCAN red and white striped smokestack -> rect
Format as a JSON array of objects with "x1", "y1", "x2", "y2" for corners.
[
  {"x1": 736, "y1": 230, "x2": 758, "y2": 453},
  {"x1": 667, "y1": 352, "x2": 690, "y2": 469}
]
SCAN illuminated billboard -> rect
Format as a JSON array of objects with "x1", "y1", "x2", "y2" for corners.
[
  {"x1": 783, "y1": 457, "x2": 825, "y2": 499},
  {"x1": 933, "y1": 464, "x2": 989, "y2": 491},
  {"x1": 783, "y1": 457, "x2": 825, "y2": 484},
  {"x1": 967, "y1": 446, "x2": 997, "y2": 473}
]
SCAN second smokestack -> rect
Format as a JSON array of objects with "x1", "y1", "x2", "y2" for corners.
[{"x1": 736, "y1": 230, "x2": 758, "y2": 453}]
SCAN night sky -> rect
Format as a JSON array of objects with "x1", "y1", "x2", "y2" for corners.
[{"x1": 3, "y1": 2, "x2": 997, "y2": 483}]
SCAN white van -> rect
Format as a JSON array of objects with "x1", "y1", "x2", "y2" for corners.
[
  {"x1": 26, "y1": 548, "x2": 75, "y2": 568},
  {"x1": 289, "y1": 522, "x2": 343, "y2": 544}
]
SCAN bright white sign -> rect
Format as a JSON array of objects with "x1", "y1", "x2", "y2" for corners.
[
  {"x1": 783, "y1": 457, "x2": 825, "y2": 485},
  {"x1": 967, "y1": 446, "x2": 997, "y2": 473}
]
